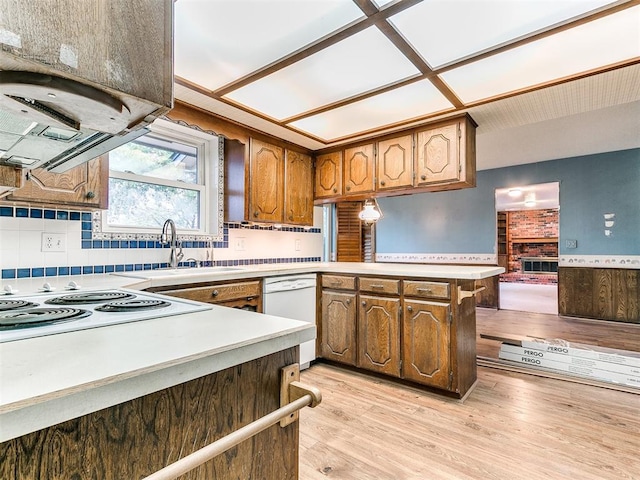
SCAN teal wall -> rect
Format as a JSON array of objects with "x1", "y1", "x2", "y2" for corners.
[{"x1": 376, "y1": 148, "x2": 640, "y2": 256}]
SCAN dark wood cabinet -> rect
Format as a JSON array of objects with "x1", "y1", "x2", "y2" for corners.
[
  {"x1": 497, "y1": 211, "x2": 508, "y2": 271},
  {"x1": 3, "y1": 156, "x2": 108, "y2": 209},
  {"x1": 149, "y1": 279, "x2": 263, "y2": 312},
  {"x1": 358, "y1": 295, "x2": 401, "y2": 376},
  {"x1": 377, "y1": 134, "x2": 414, "y2": 191},
  {"x1": 249, "y1": 138, "x2": 284, "y2": 223},
  {"x1": 285, "y1": 150, "x2": 314, "y2": 225},
  {"x1": 313, "y1": 114, "x2": 476, "y2": 203},
  {"x1": 318, "y1": 272, "x2": 478, "y2": 398},
  {"x1": 315, "y1": 151, "x2": 343, "y2": 198},
  {"x1": 402, "y1": 299, "x2": 451, "y2": 389},
  {"x1": 343, "y1": 143, "x2": 375, "y2": 195},
  {"x1": 320, "y1": 290, "x2": 357, "y2": 365}
]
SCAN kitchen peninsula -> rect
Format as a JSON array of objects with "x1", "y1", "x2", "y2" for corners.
[{"x1": 0, "y1": 262, "x2": 501, "y2": 479}]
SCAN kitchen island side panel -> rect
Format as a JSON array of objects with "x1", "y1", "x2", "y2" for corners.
[{"x1": 0, "y1": 347, "x2": 299, "y2": 480}]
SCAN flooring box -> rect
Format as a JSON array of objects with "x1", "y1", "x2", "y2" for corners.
[
  {"x1": 520, "y1": 339, "x2": 640, "y2": 368},
  {"x1": 498, "y1": 349, "x2": 640, "y2": 387}
]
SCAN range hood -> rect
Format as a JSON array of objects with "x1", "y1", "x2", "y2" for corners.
[{"x1": 0, "y1": 0, "x2": 173, "y2": 173}]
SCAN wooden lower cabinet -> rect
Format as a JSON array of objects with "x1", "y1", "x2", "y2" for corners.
[
  {"x1": 318, "y1": 274, "x2": 478, "y2": 398},
  {"x1": 0, "y1": 348, "x2": 299, "y2": 480},
  {"x1": 357, "y1": 295, "x2": 401, "y2": 376},
  {"x1": 320, "y1": 290, "x2": 357, "y2": 365},
  {"x1": 149, "y1": 279, "x2": 263, "y2": 312},
  {"x1": 402, "y1": 299, "x2": 451, "y2": 389}
]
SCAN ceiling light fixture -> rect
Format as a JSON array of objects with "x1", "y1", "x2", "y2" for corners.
[
  {"x1": 358, "y1": 198, "x2": 383, "y2": 225},
  {"x1": 524, "y1": 193, "x2": 536, "y2": 207},
  {"x1": 508, "y1": 188, "x2": 522, "y2": 197}
]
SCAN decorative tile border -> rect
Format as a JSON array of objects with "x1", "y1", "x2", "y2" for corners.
[
  {"x1": 376, "y1": 253, "x2": 498, "y2": 265},
  {"x1": 0, "y1": 206, "x2": 322, "y2": 279},
  {"x1": 559, "y1": 255, "x2": 640, "y2": 269},
  {"x1": 1, "y1": 257, "x2": 322, "y2": 280}
]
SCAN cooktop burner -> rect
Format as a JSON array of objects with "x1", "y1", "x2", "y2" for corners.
[
  {"x1": 0, "y1": 299, "x2": 39, "y2": 311},
  {"x1": 94, "y1": 299, "x2": 171, "y2": 312},
  {"x1": 45, "y1": 291, "x2": 137, "y2": 305},
  {"x1": 0, "y1": 307, "x2": 92, "y2": 330}
]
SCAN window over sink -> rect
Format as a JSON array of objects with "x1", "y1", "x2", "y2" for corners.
[{"x1": 101, "y1": 118, "x2": 223, "y2": 240}]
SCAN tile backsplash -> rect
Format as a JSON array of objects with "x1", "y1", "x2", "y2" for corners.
[{"x1": 0, "y1": 206, "x2": 323, "y2": 279}]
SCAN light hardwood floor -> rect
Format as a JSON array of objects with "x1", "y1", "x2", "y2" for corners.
[{"x1": 299, "y1": 363, "x2": 640, "y2": 480}]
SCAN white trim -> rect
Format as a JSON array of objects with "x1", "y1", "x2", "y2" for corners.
[
  {"x1": 376, "y1": 253, "x2": 497, "y2": 265},
  {"x1": 559, "y1": 255, "x2": 640, "y2": 269}
]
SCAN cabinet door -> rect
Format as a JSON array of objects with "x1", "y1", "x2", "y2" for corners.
[
  {"x1": 315, "y1": 151, "x2": 342, "y2": 198},
  {"x1": 284, "y1": 150, "x2": 313, "y2": 225},
  {"x1": 377, "y1": 134, "x2": 413, "y2": 190},
  {"x1": 320, "y1": 291, "x2": 357, "y2": 365},
  {"x1": 415, "y1": 123, "x2": 460, "y2": 186},
  {"x1": 249, "y1": 138, "x2": 284, "y2": 222},
  {"x1": 343, "y1": 143, "x2": 374, "y2": 195},
  {"x1": 5, "y1": 156, "x2": 107, "y2": 208},
  {"x1": 402, "y1": 299, "x2": 451, "y2": 389},
  {"x1": 358, "y1": 295, "x2": 401, "y2": 376}
]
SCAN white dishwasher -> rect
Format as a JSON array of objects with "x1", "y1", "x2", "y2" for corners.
[{"x1": 263, "y1": 274, "x2": 317, "y2": 369}]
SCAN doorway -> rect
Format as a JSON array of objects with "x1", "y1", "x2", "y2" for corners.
[{"x1": 495, "y1": 182, "x2": 559, "y2": 315}]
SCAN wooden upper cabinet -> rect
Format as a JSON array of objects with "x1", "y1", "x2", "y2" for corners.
[
  {"x1": 249, "y1": 138, "x2": 284, "y2": 222},
  {"x1": 4, "y1": 156, "x2": 108, "y2": 209},
  {"x1": 415, "y1": 123, "x2": 460, "y2": 185},
  {"x1": 343, "y1": 143, "x2": 375, "y2": 195},
  {"x1": 284, "y1": 150, "x2": 313, "y2": 225},
  {"x1": 377, "y1": 134, "x2": 413, "y2": 191},
  {"x1": 315, "y1": 151, "x2": 342, "y2": 198},
  {"x1": 415, "y1": 115, "x2": 476, "y2": 189}
]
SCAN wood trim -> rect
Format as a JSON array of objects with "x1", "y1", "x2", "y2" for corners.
[{"x1": 511, "y1": 237, "x2": 559, "y2": 244}]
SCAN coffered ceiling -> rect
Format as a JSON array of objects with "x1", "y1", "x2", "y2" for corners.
[{"x1": 173, "y1": 0, "x2": 640, "y2": 169}]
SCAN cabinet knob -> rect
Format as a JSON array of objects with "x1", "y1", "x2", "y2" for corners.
[
  {"x1": 380, "y1": 181, "x2": 386, "y2": 186},
  {"x1": 212, "y1": 290, "x2": 219, "y2": 297},
  {"x1": 85, "y1": 191, "x2": 96, "y2": 199},
  {"x1": 421, "y1": 175, "x2": 426, "y2": 181},
  {"x1": 361, "y1": 301, "x2": 366, "y2": 306},
  {"x1": 346, "y1": 299, "x2": 351, "y2": 305},
  {"x1": 333, "y1": 188, "x2": 337, "y2": 193},
  {"x1": 289, "y1": 215, "x2": 293, "y2": 221},
  {"x1": 346, "y1": 185, "x2": 351, "y2": 191},
  {"x1": 407, "y1": 305, "x2": 413, "y2": 312},
  {"x1": 253, "y1": 211, "x2": 259, "y2": 217}
]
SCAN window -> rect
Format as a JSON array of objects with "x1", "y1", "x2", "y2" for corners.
[{"x1": 103, "y1": 118, "x2": 223, "y2": 238}]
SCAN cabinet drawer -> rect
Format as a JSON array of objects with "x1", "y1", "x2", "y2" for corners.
[
  {"x1": 359, "y1": 277, "x2": 400, "y2": 295},
  {"x1": 162, "y1": 281, "x2": 262, "y2": 304},
  {"x1": 321, "y1": 275, "x2": 356, "y2": 290},
  {"x1": 403, "y1": 280, "x2": 450, "y2": 299}
]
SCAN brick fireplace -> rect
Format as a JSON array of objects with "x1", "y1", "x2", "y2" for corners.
[{"x1": 501, "y1": 208, "x2": 558, "y2": 285}]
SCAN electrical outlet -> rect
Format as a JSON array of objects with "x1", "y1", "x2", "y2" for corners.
[
  {"x1": 42, "y1": 233, "x2": 67, "y2": 252},
  {"x1": 565, "y1": 239, "x2": 578, "y2": 249},
  {"x1": 234, "y1": 237, "x2": 245, "y2": 251},
  {"x1": 295, "y1": 239, "x2": 301, "y2": 251}
]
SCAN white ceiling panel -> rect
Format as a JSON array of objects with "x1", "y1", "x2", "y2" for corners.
[
  {"x1": 224, "y1": 26, "x2": 421, "y2": 120},
  {"x1": 440, "y1": 6, "x2": 640, "y2": 103},
  {"x1": 174, "y1": 0, "x2": 364, "y2": 91},
  {"x1": 289, "y1": 79, "x2": 454, "y2": 140},
  {"x1": 389, "y1": 0, "x2": 617, "y2": 68}
]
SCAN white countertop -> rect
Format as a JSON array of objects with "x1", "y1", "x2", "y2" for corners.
[{"x1": 0, "y1": 262, "x2": 502, "y2": 442}]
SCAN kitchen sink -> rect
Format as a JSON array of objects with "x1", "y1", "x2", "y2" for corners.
[{"x1": 111, "y1": 266, "x2": 245, "y2": 279}]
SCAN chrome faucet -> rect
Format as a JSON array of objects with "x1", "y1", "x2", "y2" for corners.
[{"x1": 160, "y1": 219, "x2": 184, "y2": 268}]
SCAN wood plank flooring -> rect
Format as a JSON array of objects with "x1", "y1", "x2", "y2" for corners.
[
  {"x1": 476, "y1": 307, "x2": 640, "y2": 359},
  {"x1": 299, "y1": 363, "x2": 640, "y2": 480}
]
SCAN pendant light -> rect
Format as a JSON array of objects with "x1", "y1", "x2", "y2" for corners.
[{"x1": 358, "y1": 198, "x2": 383, "y2": 225}]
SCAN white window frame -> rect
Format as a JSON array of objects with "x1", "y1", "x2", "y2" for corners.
[{"x1": 101, "y1": 118, "x2": 224, "y2": 240}]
